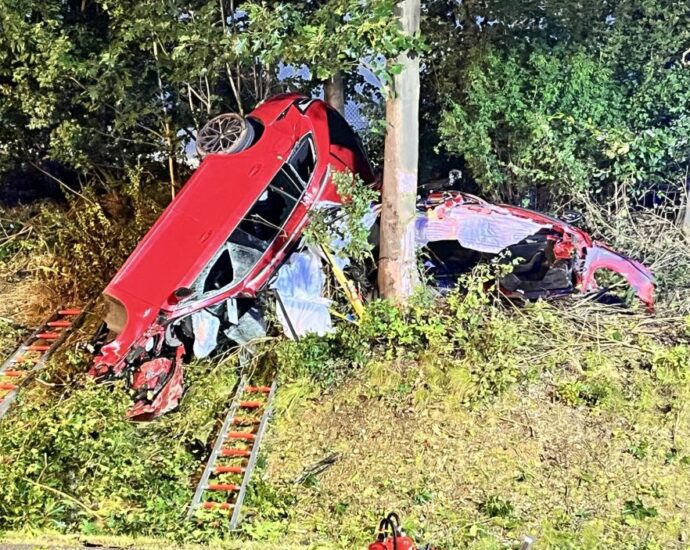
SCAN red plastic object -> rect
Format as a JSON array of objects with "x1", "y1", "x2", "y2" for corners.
[
  {"x1": 220, "y1": 448, "x2": 251, "y2": 457},
  {"x1": 238, "y1": 401, "x2": 263, "y2": 409},
  {"x1": 0, "y1": 383, "x2": 18, "y2": 391},
  {"x1": 245, "y1": 385, "x2": 271, "y2": 393},
  {"x1": 47, "y1": 320, "x2": 71, "y2": 328},
  {"x1": 368, "y1": 535, "x2": 418, "y2": 550},
  {"x1": 27, "y1": 345, "x2": 50, "y2": 352},
  {"x1": 58, "y1": 309, "x2": 82, "y2": 315}
]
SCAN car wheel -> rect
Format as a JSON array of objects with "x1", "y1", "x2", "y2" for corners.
[{"x1": 196, "y1": 113, "x2": 255, "y2": 157}]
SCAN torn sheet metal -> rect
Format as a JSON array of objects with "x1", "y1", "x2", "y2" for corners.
[
  {"x1": 271, "y1": 249, "x2": 332, "y2": 338},
  {"x1": 192, "y1": 309, "x2": 220, "y2": 358},
  {"x1": 580, "y1": 242, "x2": 655, "y2": 311},
  {"x1": 128, "y1": 345, "x2": 185, "y2": 420},
  {"x1": 416, "y1": 205, "x2": 549, "y2": 254},
  {"x1": 418, "y1": 190, "x2": 655, "y2": 310},
  {"x1": 224, "y1": 307, "x2": 267, "y2": 346}
]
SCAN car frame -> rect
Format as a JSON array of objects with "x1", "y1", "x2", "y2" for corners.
[{"x1": 91, "y1": 94, "x2": 373, "y2": 418}]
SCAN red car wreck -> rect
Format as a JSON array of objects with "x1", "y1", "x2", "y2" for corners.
[
  {"x1": 416, "y1": 191, "x2": 654, "y2": 310},
  {"x1": 91, "y1": 94, "x2": 374, "y2": 419},
  {"x1": 91, "y1": 94, "x2": 653, "y2": 420}
]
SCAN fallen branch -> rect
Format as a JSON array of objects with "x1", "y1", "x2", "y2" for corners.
[{"x1": 22, "y1": 477, "x2": 104, "y2": 518}]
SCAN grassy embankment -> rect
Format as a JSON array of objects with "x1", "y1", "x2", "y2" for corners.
[{"x1": 0, "y1": 192, "x2": 688, "y2": 549}]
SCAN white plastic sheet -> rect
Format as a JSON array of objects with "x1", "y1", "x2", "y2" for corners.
[
  {"x1": 191, "y1": 308, "x2": 220, "y2": 358},
  {"x1": 271, "y1": 249, "x2": 332, "y2": 339}
]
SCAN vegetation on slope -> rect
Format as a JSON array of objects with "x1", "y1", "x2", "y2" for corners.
[{"x1": 1, "y1": 189, "x2": 689, "y2": 548}]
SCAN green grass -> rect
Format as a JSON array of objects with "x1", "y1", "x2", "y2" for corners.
[
  {"x1": 255, "y1": 362, "x2": 690, "y2": 547},
  {"x1": 1, "y1": 200, "x2": 689, "y2": 548}
]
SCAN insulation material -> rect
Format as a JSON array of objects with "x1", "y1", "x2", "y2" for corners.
[
  {"x1": 191, "y1": 309, "x2": 220, "y2": 358},
  {"x1": 416, "y1": 205, "x2": 548, "y2": 254},
  {"x1": 271, "y1": 249, "x2": 332, "y2": 339}
]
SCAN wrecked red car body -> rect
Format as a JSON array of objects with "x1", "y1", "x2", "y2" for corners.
[
  {"x1": 91, "y1": 94, "x2": 373, "y2": 419},
  {"x1": 417, "y1": 192, "x2": 654, "y2": 310},
  {"x1": 92, "y1": 94, "x2": 653, "y2": 420}
]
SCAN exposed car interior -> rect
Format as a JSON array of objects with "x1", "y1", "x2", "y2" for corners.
[
  {"x1": 424, "y1": 230, "x2": 575, "y2": 297},
  {"x1": 191, "y1": 136, "x2": 316, "y2": 300}
]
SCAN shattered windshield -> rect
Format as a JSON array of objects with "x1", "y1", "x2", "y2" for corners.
[{"x1": 191, "y1": 136, "x2": 315, "y2": 298}]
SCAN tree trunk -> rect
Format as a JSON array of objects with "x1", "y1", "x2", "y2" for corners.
[
  {"x1": 378, "y1": 0, "x2": 420, "y2": 302},
  {"x1": 324, "y1": 71, "x2": 345, "y2": 115}
]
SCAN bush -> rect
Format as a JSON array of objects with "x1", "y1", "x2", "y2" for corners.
[
  {"x1": 438, "y1": 21, "x2": 690, "y2": 206},
  {"x1": 8, "y1": 171, "x2": 164, "y2": 299}
]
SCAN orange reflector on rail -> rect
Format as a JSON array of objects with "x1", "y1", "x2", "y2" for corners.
[
  {"x1": 207, "y1": 483, "x2": 240, "y2": 492},
  {"x1": 1, "y1": 370, "x2": 22, "y2": 377},
  {"x1": 220, "y1": 448, "x2": 251, "y2": 457},
  {"x1": 47, "y1": 320, "x2": 70, "y2": 328},
  {"x1": 27, "y1": 345, "x2": 50, "y2": 352},
  {"x1": 36, "y1": 332, "x2": 60, "y2": 340},
  {"x1": 239, "y1": 401, "x2": 262, "y2": 409},
  {"x1": 0, "y1": 383, "x2": 18, "y2": 390},
  {"x1": 201, "y1": 502, "x2": 233, "y2": 510},
  {"x1": 58, "y1": 309, "x2": 82, "y2": 315},
  {"x1": 245, "y1": 385, "x2": 271, "y2": 393}
]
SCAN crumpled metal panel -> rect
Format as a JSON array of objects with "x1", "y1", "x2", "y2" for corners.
[
  {"x1": 271, "y1": 249, "x2": 332, "y2": 339},
  {"x1": 224, "y1": 307, "x2": 267, "y2": 345},
  {"x1": 580, "y1": 241, "x2": 655, "y2": 311},
  {"x1": 128, "y1": 346, "x2": 185, "y2": 420},
  {"x1": 192, "y1": 309, "x2": 220, "y2": 358},
  {"x1": 416, "y1": 206, "x2": 549, "y2": 254}
]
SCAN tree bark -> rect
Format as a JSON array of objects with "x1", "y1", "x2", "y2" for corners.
[
  {"x1": 324, "y1": 71, "x2": 345, "y2": 115},
  {"x1": 378, "y1": 0, "x2": 420, "y2": 302}
]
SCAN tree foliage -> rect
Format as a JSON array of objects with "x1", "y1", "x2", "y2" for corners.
[
  {"x1": 0, "y1": 0, "x2": 405, "y2": 192},
  {"x1": 1, "y1": 0, "x2": 688, "y2": 206},
  {"x1": 429, "y1": 0, "x2": 690, "y2": 204}
]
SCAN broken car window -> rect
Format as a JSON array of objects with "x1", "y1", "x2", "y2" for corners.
[
  {"x1": 203, "y1": 248, "x2": 234, "y2": 292},
  {"x1": 191, "y1": 136, "x2": 316, "y2": 300},
  {"x1": 288, "y1": 137, "x2": 315, "y2": 184}
]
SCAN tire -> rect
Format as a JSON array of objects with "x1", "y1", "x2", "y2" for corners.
[{"x1": 196, "y1": 113, "x2": 255, "y2": 157}]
